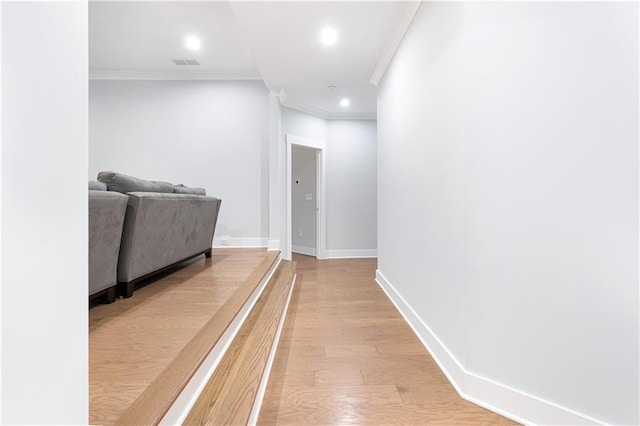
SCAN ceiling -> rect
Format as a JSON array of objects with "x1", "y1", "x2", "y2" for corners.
[{"x1": 89, "y1": 1, "x2": 415, "y2": 119}]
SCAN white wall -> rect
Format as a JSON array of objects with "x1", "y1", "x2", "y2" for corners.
[
  {"x1": 282, "y1": 107, "x2": 377, "y2": 257},
  {"x1": 282, "y1": 107, "x2": 328, "y2": 142},
  {"x1": 291, "y1": 145, "x2": 317, "y2": 253},
  {"x1": 1, "y1": 2, "x2": 88, "y2": 423},
  {"x1": 89, "y1": 80, "x2": 270, "y2": 246},
  {"x1": 268, "y1": 93, "x2": 284, "y2": 251},
  {"x1": 327, "y1": 120, "x2": 377, "y2": 256},
  {"x1": 377, "y1": 2, "x2": 638, "y2": 424}
]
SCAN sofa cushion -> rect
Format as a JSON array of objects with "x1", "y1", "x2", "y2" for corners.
[
  {"x1": 174, "y1": 185, "x2": 206, "y2": 195},
  {"x1": 117, "y1": 192, "x2": 220, "y2": 282},
  {"x1": 97, "y1": 171, "x2": 174, "y2": 194},
  {"x1": 89, "y1": 180, "x2": 107, "y2": 191}
]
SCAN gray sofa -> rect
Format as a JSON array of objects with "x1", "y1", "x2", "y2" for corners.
[
  {"x1": 97, "y1": 171, "x2": 222, "y2": 298},
  {"x1": 89, "y1": 181, "x2": 128, "y2": 303}
]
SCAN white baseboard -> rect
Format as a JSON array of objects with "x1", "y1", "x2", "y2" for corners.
[
  {"x1": 375, "y1": 269, "x2": 604, "y2": 426},
  {"x1": 159, "y1": 255, "x2": 282, "y2": 425},
  {"x1": 213, "y1": 237, "x2": 268, "y2": 248},
  {"x1": 326, "y1": 249, "x2": 377, "y2": 259},
  {"x1": 292, "y1": 245, "x2": 316, "y2": 257}
]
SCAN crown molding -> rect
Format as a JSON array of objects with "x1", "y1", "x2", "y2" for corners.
[
  {"x1": 282, "y1": 99, "x2": 376, "y2": 121},
  {"x1": 90, "y1": 70, "x2": 376, "y2": 120},
  {"x1": 89, "y1": 69, "x2": 263, "y2": 81},
  {"x1": 327, "y1": 111, "x2": 376, "y2": 121},
  {"x1": 370, "y1": 1, "x2": 421, "y2": 87}
]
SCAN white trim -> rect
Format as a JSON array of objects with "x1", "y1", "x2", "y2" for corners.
[
  {"x1": 327, "y1": 112, "x2": 376, "y2": 121},
  {"x1": 267, "y1": 239, "x2": 280, "y2": 251},
  {"x1": 314, "y1": 148, "x2": 327, "y2": 260},
  {"x1": 212, "y1": 237, "x2": 268, "y2": 248},
  {"x1": 282, "y1": 98, "x2": 376, "y2": 121},
  {"x1": 327, "y1": 249, "x2": 377, "y2": 259},
  {"x1": 268, "y1": 93, "x2": 285, "y2": 260},
  {"x1": 375, "y1": 270, "x2": 606, "y2": 426},
  {"x1": 370, "y1": 1, "x2": 421, "y2": 87},
  {"x1": 291, "y1": 245, "x2": 316, "y2": 257},
  {"x1": 89, "y1": 69, "x2": 262, "y2": 81},
  {"x1": 160, "y1": 256, "x2": 282, "y2": 425},
  {"x1": 285, "y1": 134, "x2": 328, "y2": 261},
  {"x1": 0, "y1": 1, "x2": 3, "y2": 419},
  {"x1": 287, "y1": 134, "x2": 326, "y2": 151},
  {"x1": 282, "y1": 98, "x2": 329, "y2": 119},
  {"x1": 248, "y1": 273, "x2": 297, "y2": 425},
  {"x1": 637, "y1": 7, "x2": 640, "y2": 422}
]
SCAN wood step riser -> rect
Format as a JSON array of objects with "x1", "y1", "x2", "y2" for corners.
[
  {"x1": 184, "y1": 261, "x2": 295, "y2": 425},
  {"x1": 115, "y1": 252, "x2": 281, "y2": 426}
]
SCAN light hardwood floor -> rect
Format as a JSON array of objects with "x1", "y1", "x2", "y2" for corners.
[
  {"x1": 184, "y1": 261, "x2": 295, "y2": 425},
  {"x1": 89, "y1": 248, "x2": 275, "y2": 425},
  {"x1": 91, "y1": 249, "x2": 517, "y2": 425},
  {"x1": 259, "y1": 254, "x2": 518, "y2": 425}
]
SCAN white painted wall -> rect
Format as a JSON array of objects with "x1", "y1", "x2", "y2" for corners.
[
  {"x1": 327, "y1": 120, "x2": 377, "y2": 256},
  {"x1": 1, "y1": 2, "x2": 88, "y2": 423},
  {"x1": 282, "y1": 107, "x2": 377, "y2": 257},
  {"x1": 268, "y1": 92, "x2": 284, "y2": 251},
  {"x1": 377, "y1": 2, "x2": 638, "y2": 424},
  {"x1": 89, "y1": 80, "x2": 270, "y2": 246},
  {"x1": 282, "y1": 107, "x2": 328, "y2": 142},
  {"x1": 291, "y1": 145, "x2": 316, "y2": 253}
]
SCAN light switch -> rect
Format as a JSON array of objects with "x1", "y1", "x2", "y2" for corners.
[{"x1": 305, "y1": 193, "x2": 313, "y2": 201}]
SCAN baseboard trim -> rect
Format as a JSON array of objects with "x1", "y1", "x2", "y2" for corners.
[
  {"x1": 375, "y1": 269, "x2": 604, "y2": 426},
  {"x1": 267, "y1": 239, "x2": 280, "y2": 251},
  {"x1": 326, "y1": 249, "x2": 377, "y2": 259},
  {"x1": 159, "y1": 255, "x2": 282, "y2": 425},
  {"x1": 248, "y1": 273, "x2": 297, "y2": 425},
  {"x1": 213, "y1": 237, "x2": 268, "y2": 248},
  {"x1": 292, "y1": 245, "x2": 316, "y2": 257}
]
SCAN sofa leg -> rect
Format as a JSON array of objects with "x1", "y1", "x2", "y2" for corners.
[
  {"x1": 105, "y1": 287, "x2": 116, "y2": 304},
  {"x1": 118, "y1": 282, "x2": 135, "y2": 298},
  {"x1": 204, "y1": 249, "x2": 212, "y2": 259},
  {"x1": 124, "y1": 282, "x2": 134, "y2": 298}
]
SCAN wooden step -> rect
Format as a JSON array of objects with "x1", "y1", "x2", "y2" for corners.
[
  {"x1": 115, "y1": 251, "x2": 281, "y2": 426},
  {"x1": 183, "y1": 260, "x2": 296, "y2": 425}
]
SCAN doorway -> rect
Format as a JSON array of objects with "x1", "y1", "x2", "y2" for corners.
[
  {"x1": 285, "y1": 134, "x2": 326, "y2": 260},
  {"x1": 291, "y1": 145, "x2": 317, "y2": 256}
]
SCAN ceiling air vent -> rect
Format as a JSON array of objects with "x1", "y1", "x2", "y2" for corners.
[{"x1": 172, "y1": 59, "x2": 200, "y2": 66}]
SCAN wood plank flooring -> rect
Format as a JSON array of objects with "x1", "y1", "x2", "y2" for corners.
[
  {"x1": 259, "y1": 254, "x2": 518, "y2": 425},
  {"x1": 89, "y1": 248, "x2": 276, "y2": 426},
  {"x1": 91, "y1": 250, "x2": 518, "y2": 425},
  {"x1": 184, "y1": 261, "x2": 295, "y2": 425}
]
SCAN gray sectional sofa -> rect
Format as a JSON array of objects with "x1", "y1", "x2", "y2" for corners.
[
  {"x1": 88, "y1": 171, "x2": 222, "y2": 301},
  {"x1": 89, "y1": 181, "x2": 128, "y2": 303}
]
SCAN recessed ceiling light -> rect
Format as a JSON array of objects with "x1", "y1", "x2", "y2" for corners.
[
  {"x1": 185, "y1": 36, "x2": 201, "y2": 51},
  {"x1": 340, "y1": 98, "x2": 350, "y2": 108},
  {"x1": 320, "y1": 27, "x2": 338, "y2": 46}
]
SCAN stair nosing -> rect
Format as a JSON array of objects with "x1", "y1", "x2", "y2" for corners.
[{"x1": 115, "y1": 251, "x2": 281, "y2": 426}]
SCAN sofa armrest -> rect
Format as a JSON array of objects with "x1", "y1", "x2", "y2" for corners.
[
  {"x1": 117, "y1": 192, "x2": 222, "y2": 283},
  {"x1": 89, "y1": 190, "x2": 128, "y2": 296}
]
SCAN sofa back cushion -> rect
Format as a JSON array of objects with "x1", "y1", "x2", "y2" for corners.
[
  {"x1": 174, "y1": 184, "x2": 206, "y2": 195},
  {"x1": 97, "y1": 171, "x2": 174, "y2": 194},
  {"x1": 89, "y1": 180, "x2": 107, "y2": 191}
]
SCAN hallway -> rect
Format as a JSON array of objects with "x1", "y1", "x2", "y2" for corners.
[{"x1": 259, "y1": 254, "x2": 516, "y2": 425}]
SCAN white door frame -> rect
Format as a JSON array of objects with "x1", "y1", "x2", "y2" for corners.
[{"x1": 285, "y1": 134, "x2": 327, "y2": 260}]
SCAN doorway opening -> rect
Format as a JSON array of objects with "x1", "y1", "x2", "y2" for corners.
[
  {"x1": 285, "y1": 134, "x2": 326, "y2": 260},
  {"x1": 291, "y1": 145, "x2": 317, "y2": 256}
]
